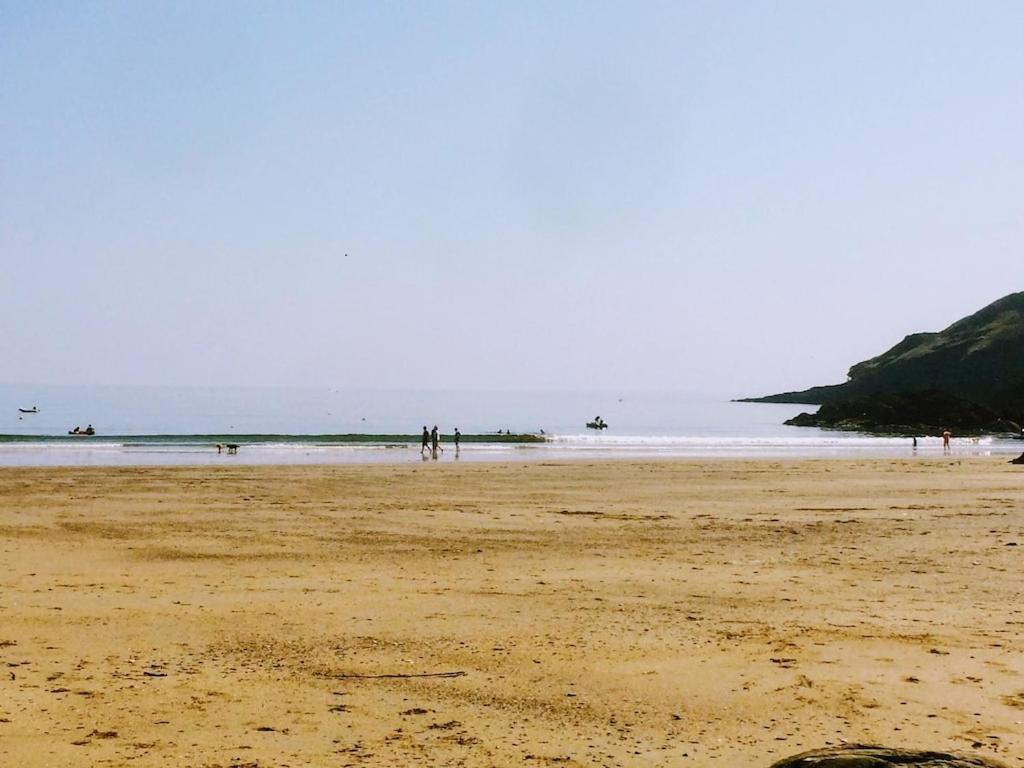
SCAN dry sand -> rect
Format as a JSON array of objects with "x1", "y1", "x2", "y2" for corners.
[{"x1": 1, "y1": 458, "x2": 1023, "y2": 767}]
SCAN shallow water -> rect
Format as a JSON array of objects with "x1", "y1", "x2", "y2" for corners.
[{"x1": 1, "y1": 384, "x2": 1017, "y2": 466}]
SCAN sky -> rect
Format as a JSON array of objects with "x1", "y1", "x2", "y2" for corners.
[{"x1": 2, "y1": 1, "x2": 1022, "y2": 396}]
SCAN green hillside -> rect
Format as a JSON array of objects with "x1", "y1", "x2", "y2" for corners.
[{"x1": 742, "y1": 292, "x2": 1024, "y2": 432}]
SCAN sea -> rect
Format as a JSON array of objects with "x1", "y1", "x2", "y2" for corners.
[{"x1": 0, "y1": 384, "x2": 1017, "y2": 467}]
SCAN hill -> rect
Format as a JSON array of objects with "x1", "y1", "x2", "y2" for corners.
[{"x1": 742, "y1": 292, "x2": 1024, "y2": 433}]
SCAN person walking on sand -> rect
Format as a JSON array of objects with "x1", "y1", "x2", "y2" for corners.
[
  {"x1": 942, "y1": 428, "x2": 952, "y2": 451},
  {"x1": 431, "y1": 425, "x2": 442, "y2": 454},
  {"x1": 453, "y1": 427, "x2": 461, "y2": 449},
  {"x1": 421, "y1": 426, "x2": 430, "y2": 455}
]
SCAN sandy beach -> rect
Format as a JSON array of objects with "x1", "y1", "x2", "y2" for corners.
[{"x1": 1, "y1": 458, "x2": 1022, "y2": 767}]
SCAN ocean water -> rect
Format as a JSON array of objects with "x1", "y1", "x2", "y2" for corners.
[{"x1": 0, "y1": 384, "x2": 1017, "y2": 466}]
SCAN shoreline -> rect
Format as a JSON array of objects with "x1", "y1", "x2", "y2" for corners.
[
  {"x1": 0, "y1": 433, "x2": 1019, "y2": 470},
  {"x1": 2, "y1": 458, "x2": 1022, "y2": 766}
]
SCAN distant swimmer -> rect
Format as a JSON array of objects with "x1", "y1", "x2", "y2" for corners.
[{"x1": 421, "y1": 426, "x2": 430, "y2": 454}]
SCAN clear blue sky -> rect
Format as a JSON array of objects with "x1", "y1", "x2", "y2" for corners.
[{"x1": 2, "y1": 1, "x2": 1021, "y2": 395}]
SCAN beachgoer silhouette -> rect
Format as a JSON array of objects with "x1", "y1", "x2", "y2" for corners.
[
  {"x1": 453, "y1": 428, "x2": 461, "y2": 448},
  {"x1": 431, "y1": 425, "x2": 442, "y2": 453},
  {"x1": 942, "y1": 428, "x2": 951, "y2": 451},
  {"x1": 421, "y1": 426, "x2": 430, "y2": 454}
]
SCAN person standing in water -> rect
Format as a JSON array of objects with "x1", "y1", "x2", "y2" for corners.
[
  {"x1": 431, "y1": 425, "x2": 442, "y2": 457},
  {"x1": 942, "y1": 428, "x2": 952, "y2": 452}
]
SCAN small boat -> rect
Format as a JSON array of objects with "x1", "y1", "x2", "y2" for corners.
[
  {"x1": 18, "y1": 406, "x2": 39, "y2": 414},
  {"x1": 586, "y1": 416, "x2": 608, "y2": 430},
  {"x1": 68, "y1": 427, "x2": 96, "y2": 436}
]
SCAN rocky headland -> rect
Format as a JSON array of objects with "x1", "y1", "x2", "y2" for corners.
[{"x1": 742, "y1": 292, "x2": 1024, "y2": 435}]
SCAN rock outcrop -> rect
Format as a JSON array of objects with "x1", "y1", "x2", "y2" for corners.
[
  {"x1": 782, "y1": 390, "x2": 1018, "y2": 436},
  {"x1": 768, "y1": 744, "x2": 1007, "y2": 768},
  {"x1": 742, "y1": 292, "x2": 1024, "y2": 434}
]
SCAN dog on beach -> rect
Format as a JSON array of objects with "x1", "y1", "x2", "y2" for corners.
[{"x1": 216, "y1": 443, "x2": 239, "y2": 455}]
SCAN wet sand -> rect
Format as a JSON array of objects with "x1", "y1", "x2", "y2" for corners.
[{"x1": 1, "y1": 458, "x2": 1022, "y2": 767}]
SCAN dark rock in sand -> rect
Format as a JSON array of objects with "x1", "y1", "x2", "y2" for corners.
[
  {"x1": 1009, "y1": 452, "x2": 1024, "y2": 464},
  {"x1": 767, "y1": 744, "x2": 1008, "y2": 768}
]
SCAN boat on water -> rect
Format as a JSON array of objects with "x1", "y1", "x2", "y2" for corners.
[
  {"x1": 586, "y1": 416, "x2": 608, "y2": 430},
  {"x1": 68, "y1": 426, "x2": 96, "y2": 436}
]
